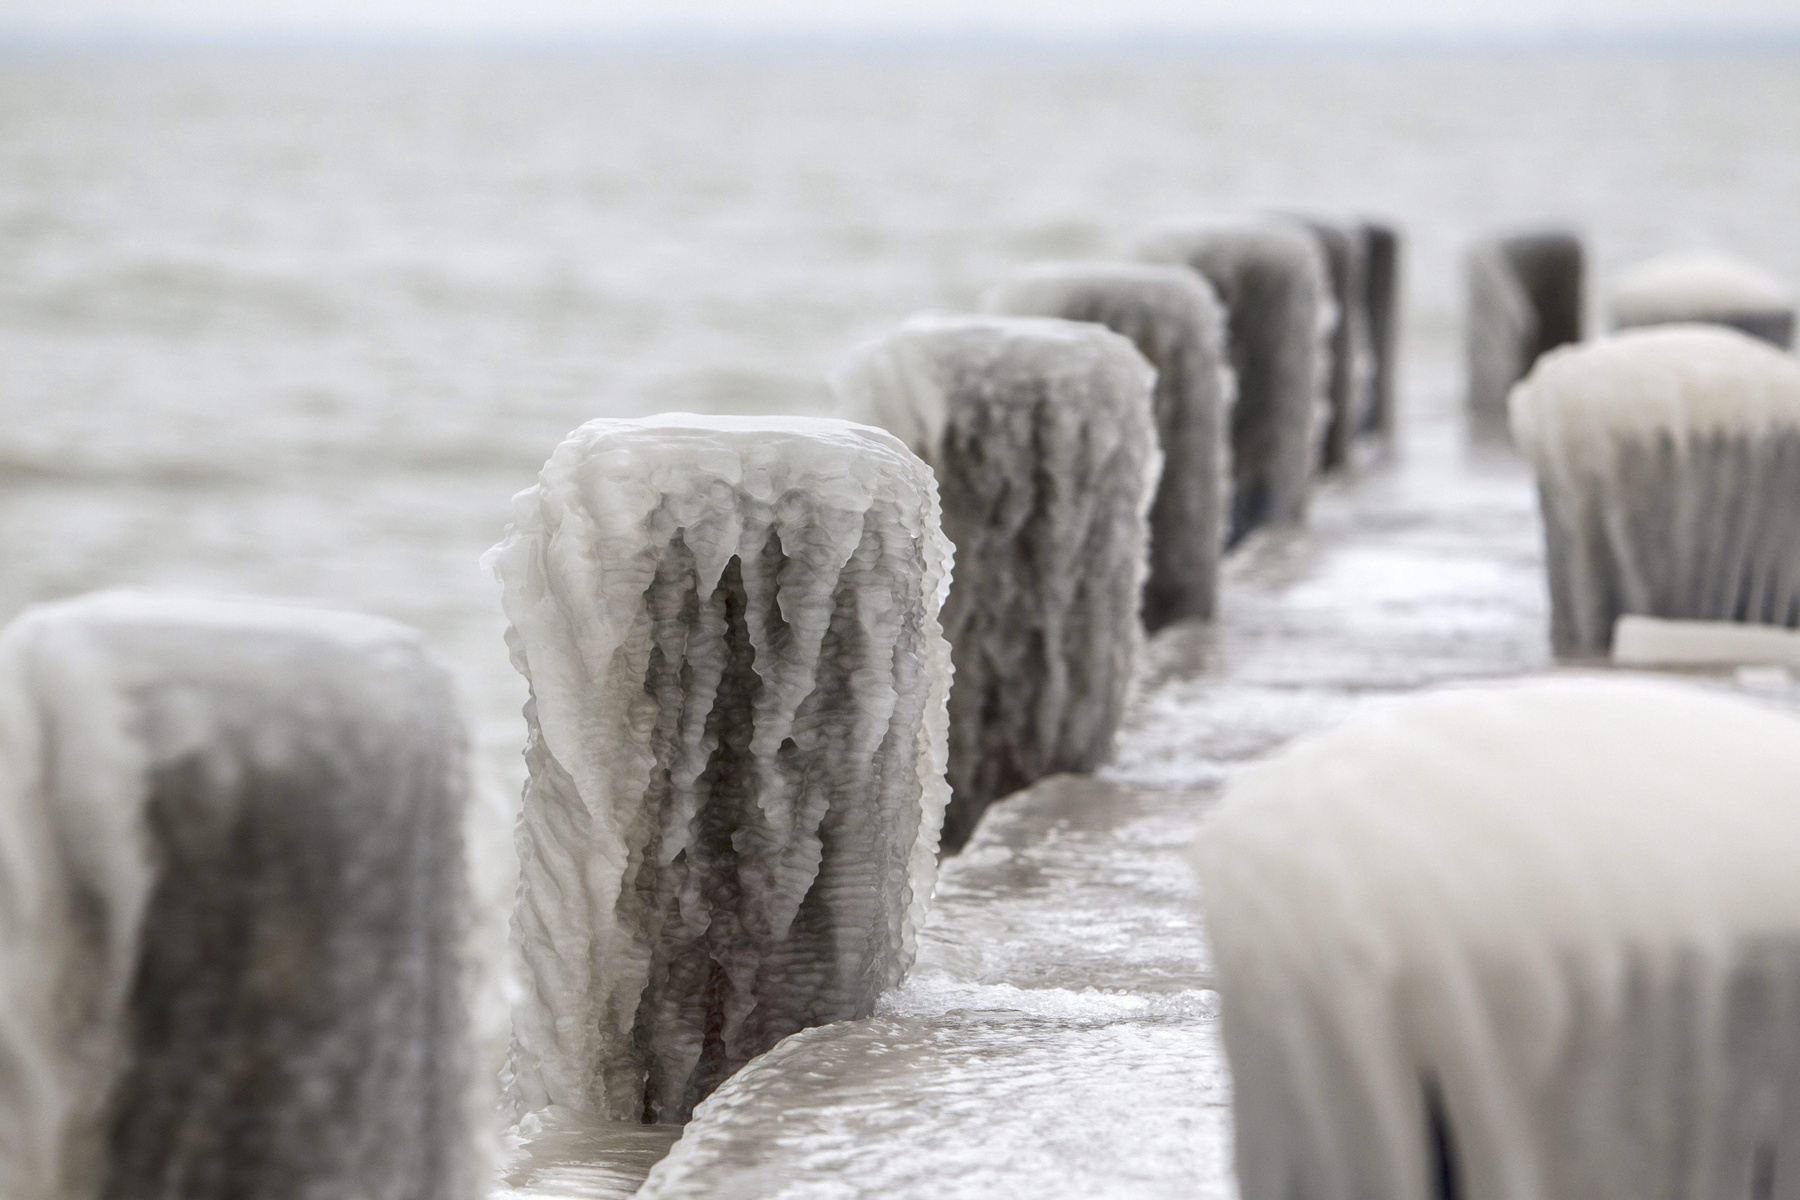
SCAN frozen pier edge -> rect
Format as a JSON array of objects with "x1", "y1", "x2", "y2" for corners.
[
  {"x1": 983, "y1": 262, "x2": 1236, "y2": 630},
  {"x1": 1196, "y1": 678, "x2": 1800, "y2": 1200},
  {"x1": 1510, "y1": 325, "x2": 1800, "y2": 656},
  {"x1": 1282, "y1": 215, "x2": 1375, "y2": 469},
  {"x1": 0, "y1": 590, "x2": 476, "y2": 1200},
  {"x1": 1465, "y1": 229, "x2": 1584, "y2": 428},
  {"x1": 487, "y1": 414, "x2": 953, "y2": 1126},
  {"x1": 1611, "y1": 252, "x2": 1797, "y2": 349},
  {"x1": 834, "y1": 315, "x2": 1160, "y2": 854}
]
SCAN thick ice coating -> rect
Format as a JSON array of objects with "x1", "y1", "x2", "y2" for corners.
[
  {"x1": 1610, "y1": 252, "x2": 1796, "y2": 348},
  {"x1": 834, "y1": 316, "x2": 1159, "y2": 853},
  {"x1": 0, "y1": 590, "x2": 476, "y2": 1200},
  {"x1": 1280, "y1": 215, "x2": 1375, "y2": 468},
  {"x1": 487, "y1": 414, "x2": 954, "y2": 1125},
  {"x1": 1510, "y1": 325, "x2": 1800, "y2": 655},
  {"x1": 1136, "y1": 217, "x2": 1332, "y2": 544},
  {"x1": 1466, "y1": 229, "x2": 1584, "y2": 426},
  {"x1": 1195, "y1": 677, "x2": 1800, "y2": 1200},
  {"x1": 983, "y1": 262, "x2": 1236, "y2": 629},
  {"x1": 1361, "y1": 220, "x2": 1403, "y2": 435}
]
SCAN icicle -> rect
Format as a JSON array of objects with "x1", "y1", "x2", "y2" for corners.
[
  {"x1": 1360, "y1": 219, "x2": 1403, "y2": 436},
  {"x1": 1465, "y1": 229, "x2": 1585, "y2": 429},
  {"x1": 1610, "y1": 252, "x2": 1795, "y2": 349}
]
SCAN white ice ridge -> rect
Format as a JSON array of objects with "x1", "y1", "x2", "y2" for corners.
[
  {"x1": 1610, "y1": 252, "x2": 1796, "y2": 349},
  {"x1": 1135, "y1": 217, "x2": 1333, "y2": 545},
  {"x1": 1194, "y1": 676, "x2": 1800, "y2": 1200},
  {"x1": 1509, "y1": 325, "x2": 1800, "y2": 656},
  {"x1": 833, "y1": 316, "x2": 1160, "y2": 853},
  {"x1": 1465, "y1": 229, "x2": 1584, "y2": 426},
  {"x1": 982, "y1": 262, "x2": 1236, "y2": 630},
  {"x1": 486, "y1": 413, "x2": 954, "y2": 1125},
  {"x1": 1279, "y1": 214, "x2": 1376, "y2": 468},
  {"x1": 1612, "y1": 614, "x2": 1800, "y2": 668},
  {"x1": 0, "y1": 590, "x2": 477, "y2": 1200}
]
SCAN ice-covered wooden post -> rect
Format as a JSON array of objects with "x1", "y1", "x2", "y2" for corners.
[
  {"x1": 1510, "y1": 325, "x2": 1800, "y2": 657},
  {"x1": 0, "y1": 591, "x2": 476, "y2": 1200},
  {"x1": 834, "y1": 315, "x2": 1159, "y2": 853},
  {"x1": 1466, "y1": 229, "x2": 1584, "y2": 427},
  {"x1": 983, "y1": 263, "x2": 1235, "y2": 630},
  {"x1": 1136, "y1": 218, "x2": 1332, "y2": 545},
  {"x1": 1283, "y1": 216, "x2": 1374, "y2": 469},
  {"x1": 1360, "y1": 220, "x2": 1402, "y2": 436},
  {"x1": 488, "y1": 414, "x2": 953, "y2": 1125},
  {"x1": 1195, "y1": 678, "x2": 1800, "y2": 1200},
  {"x1": 1610, "y1": 252, "x2": 1796, "y2": 349}
]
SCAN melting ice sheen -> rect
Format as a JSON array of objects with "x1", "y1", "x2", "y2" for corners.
[
  {"x1": 1610, "y1": 252, "x2": 1796, "y2": 348},
  {"x1": 1464, "y1": 229, "x2": 1584, "y2": 426},
  {"x1": 833, "y1": 315, "x2": 1160, "y2": 852},
  {"x1": 486, "y1": 414, "x2": 953, "y2": 1125},
  {"x1": 1195, "y1": 677, "x2": 1800, "y2": 1200}
]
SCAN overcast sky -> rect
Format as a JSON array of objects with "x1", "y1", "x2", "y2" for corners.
[{"x1": 4, "y1": 0, "x2": 1797, "y2": 43}]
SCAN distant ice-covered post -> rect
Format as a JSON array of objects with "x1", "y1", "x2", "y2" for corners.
[
  {"x1": 983, "y1": 263, "x2": 1235, "y2": 630},
  {"x1": 0, "y1": 591, "x2": 476, "y2": 1200},
  {"x1": 1465, "y1": 229, "x2": 1584, "y2": 428},
  {"x1": 834, "y1": 316, "x2": 1159, "y2": 853},
  {"x1": 1195, "y1": 678, "x2": 1800, "y2": 1200},
  {"x1": 1510, "y1": 325, "x2": 1800, "y2": 657},
  {"x1": 1136, "y1": 218, "x2": 1332, "y2": 545},
  {"x1": 488, "y1": 414, "x2": 953, "y2": 1126},
  {"x1": 1282, "y1": 215, "x2": 1374, "y2": 469},
  {"x1": 1360, "y1": 220, "x2": 1402, "y2": 435},
  {"x1": 1610, "y1": 252, "x2": 1796, "y2": 348}
]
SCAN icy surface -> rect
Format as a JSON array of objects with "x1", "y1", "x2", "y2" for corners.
[
  {"x1": 1613, "y1": 615, "x2": 1800, "y2": 668},
  {"x1": 1195, "y1": 677, "x2": 1800, "y2": 1200},
  {"x1": 1282, "y1": 216, "x2": 1375, "y2": 468},
  {"x1": 0, "y1": 590, "x2": 477, "y2": 1200},
  {"x1": 1510, "y1": 325, "x2": 1800, "y2": 655},
  {"x1": 983, "y1": 262, "x2": 1236, "y2": 629},
  {"x1": 1136, "y1": 218, "x2": 1332, "y2": 544},
  {"x1": 485, "y1": 414, "x2": 953, "y2": 1125},
  {"x1": 835, "y1": 315, "x2": 1159, "y2": 852},
  {"x1": 1465, "y1": 230, "x2": 1584, "y2": 427},
  {"x1": 1611, "y1": 252, "x2": 1796, "y2": 347}
]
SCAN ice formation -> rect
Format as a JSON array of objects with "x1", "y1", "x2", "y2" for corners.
[
  {"x1": 982, "y1": 262, "x2": 1236, "y2": 630},
  {"x1": 1466, "y1": 229, "x2": 1584, "y2": 426},
  {"x1": 1509, "y1": 325, "x2": 1800, "y2": 656},
  {"x1": 1195, "y1": 676, "x2": 1800, "y2": 1200},
  {"x1": 1612, "y1": 614, "x2": 1800, "y2": 668},
  {"x1": 0, "y1": 590, "x2": 476, "y2": 1200},
  {"x1": 486, "y1": 414, "x2": 954, "y2": 1125},
  {"x1": 1282, "y1": 215, "x2": 1375, "y2": 468},
  {"x1": 833, "y1": 315, "x2": 1159, "y2": 853},
  {"x1": 1610, "y1": 252, "x2": 1796, "y2": 348},
  {"x1": 1136, "y1": 217, "x2": 1332, "y2": 544},
  {"x1": 1361, "y1": 220, "x2": 1402, "y2": 435}
]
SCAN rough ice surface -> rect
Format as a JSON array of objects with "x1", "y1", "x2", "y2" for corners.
[
  {"x1": 1194, "y1": 676, "x2": 1800, "y2": 1200},
  {"x1": 833, "y1": 315, "x2": 1160, "y2": 853},
  {"x1": 1510, "y1": 325, "x2": 1800, "y2": 656},
  {"x1": 1282, "y1": 215, "x2": 1376, "y2": 468},
  {"x1": 1360, "y1": 220, "x2": 1403, "y2": 436},
  {"x1": 1136, "y1": 218, "x2": 1333, "y2": 545},
  {"x1": 982, "y1": 262, "x2": 1236, "y2": 630},
  {"x1": 485, "y1": 414, "x2": 954, "y2": 1126},
  {"x1": 1613, "y1": 615, "x2": 1800, "y2": 668},
  {"x1": 1611, "y1": 252, "x2": 1797, "y2": 348},
  {"x1": 0, "y1": 590, "x2": 477, "y2": 1200},
  {"x1": 1465, "y1": 229, "x2": 1585, "y2": 427}
]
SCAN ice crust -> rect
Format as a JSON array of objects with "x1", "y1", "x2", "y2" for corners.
[
  {"x1": 1136, "y1": 218, "x2": 1333, "y2": 544},
  {"x1": 1612, "y1": 615, "x2": 1800, "y2": 668},
  {"x1": 1509, "y1": 325, "x2": 1800, "y2": 655},
  {"x1": 1195, "y1": 677, "x2": 1800, "y2": 1200},
  {"x1": 982, "y1": 262, "x2": 1236, "y2": 629},
  {"x1": 486, "y1": 414, "x2": 954, "y2": 1125},
  {"x1": 1611, "y1": 252, "x2": 1796, "y2": 348},
  {"x1": 1466, "y1": 230, "x2": 1584, "y2": 426},
  {"x1": 1282, "y1": 216, "x2": 1375, "y2": 467},
  {"x1": 833, "y1": 316, "x2": 1160, "y2": 853},
  {"x1": 1361, "y1": 220, "x2": 1403, "y2": 436},
  {"x1": 0, "y1": 590, "x2": 476, "y2": 1200}
]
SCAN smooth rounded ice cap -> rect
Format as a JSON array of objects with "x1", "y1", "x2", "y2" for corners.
[{"x1": 1611, "y1": 252, "x2": 1793, "y2": 327}]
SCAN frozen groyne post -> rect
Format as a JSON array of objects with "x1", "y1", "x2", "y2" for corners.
[
  {"x1": 1283, "y1": 216, "x2": 1374, "y2": 469},
  {"x1": 1611, "y1": 252, "x2": 1796, "y2": 348},
  {"x1": 1465, "y1": 229, "x2": 1584, "y2": 427},
  {"x1": 1360, "y1": 220, "x2": 1402, "y2": 435},
  {"x1": 1196, "y1": 678, "x2": 1800, "y2": 1200},
  {"x1": 1136, "y1": 218, "x2": 1331, "y2": 545},
  {"x1": 983, "y1": 263, "x2": 1235, "y2": 630},
  {"x1": 0, "y1": 591, "x2": 475, "y2": 1200},
  {"x1": 1510, "y1": 325, "x2": 1800, "y2": 657},
  {"x1": 488, "y1": 414, "x2": 953, "y2": 1125},
  {"x1": 834, "y1": 316, "x2": 1159, "y2": 853}
]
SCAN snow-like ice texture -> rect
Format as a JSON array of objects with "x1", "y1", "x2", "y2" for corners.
[
  {"x1": 1194, "y1": 676, "x2": 1800, "y2": 1200},
  {"x1": 982, "y1": 263, "x2": 1236, "y2": 630},
  {"x1": 1280, "y1": 215, "x2": 1375, "y2": 469},
  {"x1": 1612, "y1": 615, "x2": 1800, "y2": 668},
  {"x1": 1360, "y1": 220, "x2": 1402, "y2": 436},
  {"x1": 1466, "y1": 229, "x2": 1584, "y2": 427},
  {"x1": 833, "y1": 316, "x2": 1160, "y2": 853},
  {"x1": 1136, "y1": 218, "x2": 1333, "y2": 545},
  {"x1": 1610, "y1": 252, "x2": 1797, "y2": 349},
  {"x1": 486, "y1": 414, "x2": 954, "y2": 1126},
  {"x1": 1509, "y1": 325, "x2": 1800, "y2": 656},
  {"x1": 0, "y1": 590, "x2": 477, "y2": 1200}
]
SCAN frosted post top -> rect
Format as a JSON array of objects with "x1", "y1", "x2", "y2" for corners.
[
  {"x1": 23, "y1": 587, "x2": 426, "y2": 651},
  {"x1": 1612, "y1": 253, "x2": 1793, "y2": 326}
]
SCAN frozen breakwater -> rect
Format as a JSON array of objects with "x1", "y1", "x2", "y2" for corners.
[{"x1": 1465, "y1": 229, "x2": 1585, "y2": 428}]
